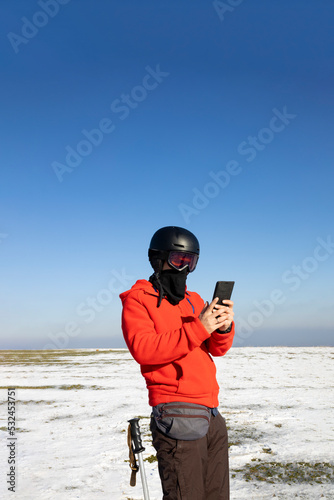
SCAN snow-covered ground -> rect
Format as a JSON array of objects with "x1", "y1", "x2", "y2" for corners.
[{"x1": 0, "y1": 347, "x2": 333, "y2": 499}]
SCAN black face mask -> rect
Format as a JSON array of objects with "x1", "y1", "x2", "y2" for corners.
[{"x1": 149, "y1": 268, "x2": 188, "y2": 306}]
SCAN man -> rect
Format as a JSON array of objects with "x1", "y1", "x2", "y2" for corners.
[{"x1": 120, "y1": 226, "x2": 235, "y2": 499}]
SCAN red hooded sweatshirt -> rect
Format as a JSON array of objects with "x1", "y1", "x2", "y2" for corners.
[{"x1": 120, "y1": 279, "x2": 235, "y2": 408}]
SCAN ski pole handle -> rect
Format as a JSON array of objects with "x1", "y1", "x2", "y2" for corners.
[{"x1": 128, "y1": 418, "x2": 145, "y2": 454}]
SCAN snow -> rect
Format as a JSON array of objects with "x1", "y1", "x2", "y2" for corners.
[{"x1": 0, "y1": 347, "x2": 333, "y2": 499}]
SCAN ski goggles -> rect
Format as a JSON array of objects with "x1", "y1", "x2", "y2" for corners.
[{"x1": 168, "y1": 251, "x2": 199, "y2": 272}]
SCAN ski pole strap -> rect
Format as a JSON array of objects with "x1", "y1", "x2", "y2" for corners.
[{"x1": 127, "y1": 424, "x2": 139, "y2": 487}]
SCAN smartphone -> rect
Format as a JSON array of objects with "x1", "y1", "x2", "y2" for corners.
[{"x1": 212, "y1": 281, "x2": 235, "y2": 307}]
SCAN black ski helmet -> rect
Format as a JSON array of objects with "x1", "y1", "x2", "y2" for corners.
[{"x1": 148, "y1": 226, "x2": 200, "y2": 272}]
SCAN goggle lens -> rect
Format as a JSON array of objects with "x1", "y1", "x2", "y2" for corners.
[{"x1": 168, "y1": 251, "x2": 198, "y2": 272}]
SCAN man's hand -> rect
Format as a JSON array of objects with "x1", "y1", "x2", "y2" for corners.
[{"x1": 199, "y1": 298, "x2": 234, "y2": 334}]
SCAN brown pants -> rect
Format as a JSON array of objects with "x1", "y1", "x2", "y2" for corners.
[{"x1": 150, "y1": 411, "x2": 229, "y2": 500}]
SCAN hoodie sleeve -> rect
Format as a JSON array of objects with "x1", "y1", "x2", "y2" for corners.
[
  {"x1": 122, "y1": 292, "x2": 210, "y2": 366},
  {"x1": 205, "y1": 322, "x2": 235, "y2": 356}
]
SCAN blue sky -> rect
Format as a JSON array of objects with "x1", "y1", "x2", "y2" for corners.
[{"x1": 1, "y1": 0, "x2": 333, "y2": 349}]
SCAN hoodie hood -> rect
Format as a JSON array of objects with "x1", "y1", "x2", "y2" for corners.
[
  {"x1": 120, "y1": 278, "x2": 189, "y2": 306},
  {"x1": 119, "y1": 279, "x2": 158, "y2": 304}
]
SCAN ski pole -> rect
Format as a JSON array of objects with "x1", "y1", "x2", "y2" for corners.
[{"x1": 128, "y1": 418, "x2": 150, "y2": 500}]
